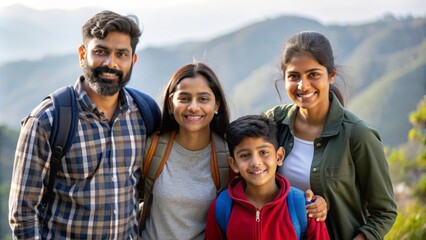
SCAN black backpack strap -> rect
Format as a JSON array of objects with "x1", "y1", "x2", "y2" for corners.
[
  {"x1": 125, "y1": 87, "x2": 161, "y2": 135},
  {"x1": 41, "y1": 86, "x2": 77, "y2": 209}
]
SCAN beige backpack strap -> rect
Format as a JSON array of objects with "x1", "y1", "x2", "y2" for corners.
[
  {"x1": 138, "y1": 132, "x2": 159, "y2": 202},
  {"x1": 211, "y1": 133, "x2": 230, "y2": 192},
  {"x1": 143, "y1": 132, "x2": 160, "y2": 178},
  {"x1": 139, "y1": 131, "x2": 175, "y2": 232},
  {"x1": 148, "y1": 131, "x2": 175, "y2": 180}
]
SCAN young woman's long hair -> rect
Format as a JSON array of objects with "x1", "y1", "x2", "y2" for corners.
[{"x1": 160, "y1": 62, "x2": 230, "y2": 138}]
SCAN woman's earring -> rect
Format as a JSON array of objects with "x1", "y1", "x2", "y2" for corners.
[{"x1": 214, "y1": 111, "x2": 218, "y2": 115}]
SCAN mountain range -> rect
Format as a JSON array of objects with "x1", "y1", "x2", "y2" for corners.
[{"x1": 1, "y1": 5, "x2": 425, "y2": 147}]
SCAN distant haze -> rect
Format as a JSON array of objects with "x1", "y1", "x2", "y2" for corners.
[{"x1": 0, "y1": 0, "x2": 424, "y2": 51}]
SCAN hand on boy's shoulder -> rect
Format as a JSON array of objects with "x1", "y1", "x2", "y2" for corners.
[
  {"x1": 305, "y1": 189, "x2": 314, "y2": 202},
  {"x1": 305, "y1": 189, "x2": 327, "y2": 222}
]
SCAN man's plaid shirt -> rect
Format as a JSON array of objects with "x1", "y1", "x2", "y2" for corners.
[{"x1": 9, "y1": 78, "x2": 147, "y2": 239}]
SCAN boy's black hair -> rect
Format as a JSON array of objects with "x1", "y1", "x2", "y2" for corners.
[{"x1": 226, "y1": 114, "x2": 279, "y2": 157}]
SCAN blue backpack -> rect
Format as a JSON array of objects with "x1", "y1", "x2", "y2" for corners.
[
  {"x1": 215, "y1": 186, "x2": 308, "y2": 239},
  {"x1": 40, "y1": 86, "x2": 161, "y2": 211}
]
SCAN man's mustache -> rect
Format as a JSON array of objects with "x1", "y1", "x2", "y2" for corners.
[{"x1": 94, "y1": 66, "x2": 123, "y2": 78}]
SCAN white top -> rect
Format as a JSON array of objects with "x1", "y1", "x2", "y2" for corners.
[
  {"x1": 142, "y1": 141, "x2": 216, "y2": 240},
  {"x1": 278, "y1": 136, "x2": 314, "y2": 191}
]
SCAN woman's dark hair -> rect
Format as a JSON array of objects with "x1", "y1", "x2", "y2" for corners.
[
  {"x1": 82, "y1": 10, "x2": 142, "y2": 54},
  {"x1": 280, "y1": 31, "x2": 347, "y2": 105},
  {"x1": 160, "y1": 62, "x2": 230, "y2": 138}
]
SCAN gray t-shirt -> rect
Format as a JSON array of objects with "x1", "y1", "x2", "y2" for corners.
[{"x1": 142, "y1": 141, "x2": 216, "y2": 240}]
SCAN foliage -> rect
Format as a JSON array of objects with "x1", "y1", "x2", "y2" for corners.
[
  {"x1": 0, "y1": 126, "x2": 18, "y2": 183},
  {"x1": 386, "y1": 203, "x2": 426, "y2": 240},
  {"x1": 409, "y1": 95, "x2": 426, "y2": 144},
  {"x1": 387, "y1": 148, "x2": 408, "y2": 183},
  {"x1": 407, "y1": 96, "x2": 426, "y2": 202},
  {"x1": 386, "y1": 96, "x2": 426, "y2": 238},
  {"x1": 0, "y1": 125, "x2": 17, "y2": 239},
  {"x1": 0, "y1": 182, "x2": 11, "y2": 240}
]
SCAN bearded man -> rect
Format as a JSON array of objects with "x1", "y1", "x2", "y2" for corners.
[{"x1": 9, "y1": 10, "x2": 158, "y2": 239}]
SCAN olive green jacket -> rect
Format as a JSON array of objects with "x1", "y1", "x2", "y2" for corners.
[{"x1": 265, "y1": 93, "x2": 397, "y2": 240}]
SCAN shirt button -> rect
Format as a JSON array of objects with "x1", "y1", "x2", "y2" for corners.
[
  {"x1": 114, "y1": 210, "x2": 117, "y2": 215},
  {"x1": 111, "y1": 177, "x2": 117, "y2": 182},
  {"x1": 313, "y1": 168, "x2": 317, "y2": 172}
]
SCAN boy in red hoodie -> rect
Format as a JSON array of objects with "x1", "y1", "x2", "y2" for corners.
[{"x1": 205, "y1": 114, "x2": 329, "y2": 239}]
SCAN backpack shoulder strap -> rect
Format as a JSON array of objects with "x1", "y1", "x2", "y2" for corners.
[
  {"x1": 139, "y1": 131, "x2": 174, "y2": 231},
  {"x1": 41, "y1": 86, "x2": 78, "y2": 208},
  {"x1": 211, "y1": 133, "x2": 230, "y2": 192},
  {"x1": 214, "y1": 186, "x2": 308, "y2": 238},
  {"x1": 143, "y1": 131, "x2": 174, "y2": 182},
  {"x1": 287, "y1": 186, "x2": 308, "y2": 239},
  {"x1": 125, "y1": 87, "x2": 161, "y2": 136},
  {"x1": 214, "y1": 189, "x2": 232, "y2": 236}
]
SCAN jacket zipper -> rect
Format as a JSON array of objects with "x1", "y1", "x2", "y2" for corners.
[
  {"x1": 256, "y1": 209, "x2": 260, "y2": 222},
  {"x1": 255, "y1": 209, "x2": 261, "y2": 239}
]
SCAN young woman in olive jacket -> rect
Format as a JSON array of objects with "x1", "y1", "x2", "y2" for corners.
[{"x1": 265, "y1": 31, "x2": 397, "y2": 240}]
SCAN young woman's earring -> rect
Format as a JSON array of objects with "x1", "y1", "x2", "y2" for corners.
[{"x1": 214, "y1": 111, "x2": 218, "y2": 115}]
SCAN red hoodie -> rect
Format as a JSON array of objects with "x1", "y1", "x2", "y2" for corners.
[{"x1": 205, "y1": 174, "x2": 329, "y2": 239}]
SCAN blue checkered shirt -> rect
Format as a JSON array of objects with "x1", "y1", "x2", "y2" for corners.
[{"x1": 9, "y1": 78, "x2": 147, "y2": 239}]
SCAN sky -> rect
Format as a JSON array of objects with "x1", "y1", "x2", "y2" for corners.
[{"x1": 1, "y1": 0, "x2": 425, "y2": 47}]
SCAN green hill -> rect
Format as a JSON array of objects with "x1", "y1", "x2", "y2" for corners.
[
  {"x1": 348, "y1": 41, "x2": 426, "y2": 147},
  {"x1": 344, "y1": 17, "x2": 426, "y2": 92},
  {"x1": 1, "y1": 15, "x2": 425, "y2": 148}
]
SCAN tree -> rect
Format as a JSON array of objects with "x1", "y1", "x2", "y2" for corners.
[
  {"x1": 408, "y1": 95, "x2": 426, "y2": 200},
  {"x1": 386, "y1": 96, "x2": 426, "y2": 239},
  {"x1": 0, "y1": 125, "x2": 19, "y2": 240}
]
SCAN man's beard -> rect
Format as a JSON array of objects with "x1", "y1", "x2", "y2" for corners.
[{"x1": 82, "y1": 59, "x2": 133, "y2": 96}]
